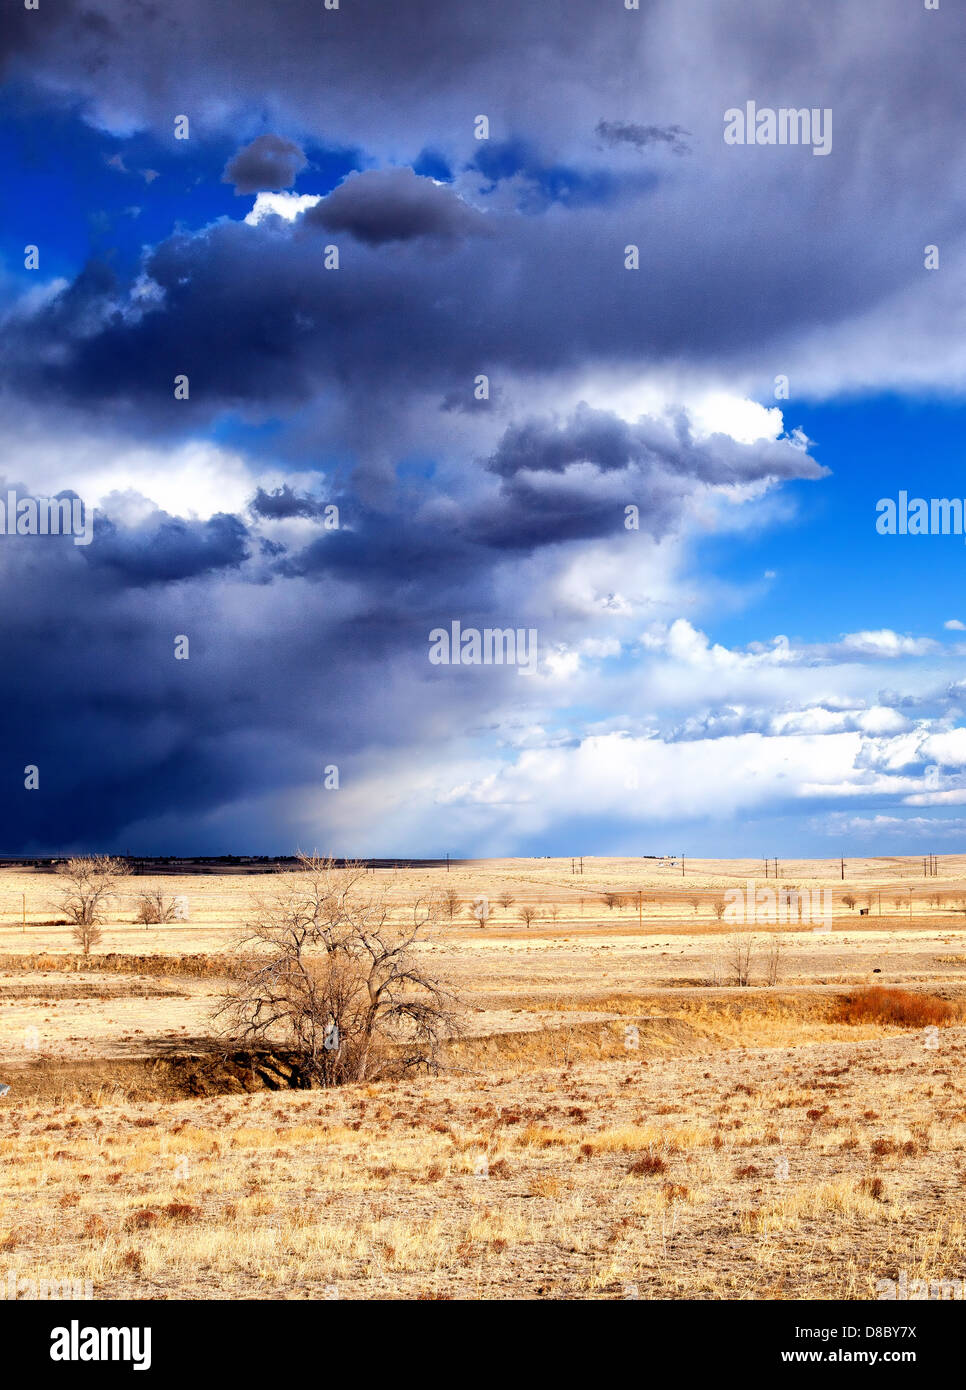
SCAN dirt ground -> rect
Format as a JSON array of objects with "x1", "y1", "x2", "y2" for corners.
[{"x1": 1, "y1": 855, "x2": 965, "y2": 1300}]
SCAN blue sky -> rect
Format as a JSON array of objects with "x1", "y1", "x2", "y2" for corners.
[{"x1": 2, "y1": 0, "x2": 966, "y2": 858}]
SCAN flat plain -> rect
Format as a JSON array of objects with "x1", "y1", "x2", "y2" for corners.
[{"x1": 2, "y1": 854, "x2": 965, "y2": 1300}]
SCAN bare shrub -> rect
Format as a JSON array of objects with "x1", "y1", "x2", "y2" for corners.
[
  {"x1": 134, "y1": 886, "x2": 179, "y2": 925},
  {"x1": 498, "y1": 891, "x2": 515, "y2": 910},
  {"x1": 214, "y1": 855, "x2": 461, "y2": 1086},
  {"x1": 688, "y1": 895, "x2": 701, "y2": 914},
  {"x1": 518, "y1": 905, "x2": 540, "y2": 929},
  {"x1": 442, "y1": 888, "x2": 460, "y2": 921},
  {"x1": 466, "y1": 897, "x2": 489, "y2": 926},
  {"x1": 730, "y1": 929, "x2": 754, "y2": 987},
  {"x1": 710, "y1": 895, "x2": 726, "y2": 921},
  {"x1": 764, "y1": 932, "x2": 784, "y2": 986},
  {"x1": 842, "y1": 894, "x2": 857, "y2": 911}
]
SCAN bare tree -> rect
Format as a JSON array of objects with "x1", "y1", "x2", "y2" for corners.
[
  {"x1": 518, "y1": 905, "x2": 540, "y2": 929},
  {"x1": 710, "y1": 895, "x2": 726, "y2": 921},
  {"x1": 72, "y1": 919, "x2": 103, "y2": 956},
  {"x1": 764, "y1": 933, "x2": 784, "y2": 986},
  {"x1": 56, "y1": 856, "x2": 123, "y2": 954},
  {"x1": 688, "y1": 895, "x2": 702, "y2": 915},
  {"x1": 730, "y1": 929, "x2": 754, "y2": 987},
  {"x1": 547, "y1": 904, "x2": 561, "y2": 924},
  {"x1": 603, "y1": 892, "x2": 620, "y2": 910},
  {"x1": 842, "y1": 893, "x2": 857, "y2": 911},
  {"x1": 214, "y1": 856, "x2": 461, "y2": 1087},
  {"x1": 498, "y1": 891, "x2": 515, "y2": 910},
  {"x1": 134, "y1": 885, "x2": 179, "y2": 925},
  {"x1": 442, "y1": 887, "x2": 460, "y2": 921},
  {"x1": 466, "y1": 897, "x2": 489, "y2": 926}
]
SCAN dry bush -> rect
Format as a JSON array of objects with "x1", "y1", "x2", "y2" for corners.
[
  {"x1": 730, "y1": 929, "x2": 754, "y2": 987},
  {"x1": 831, "y1": 987, "x2": 956, "y2": 1028},
  {"x1": 134, "y1": 886, "x2": 179, "y2": 925},
  {"x1": 517, "y1": 905, "x2": 540, "y2": 929},
  {"x1": 764, "y1": 932, "x2": 785, "y2": 986},
  {"x1": 214, "y1": 855, "x2": 462, "y2": 1087}
]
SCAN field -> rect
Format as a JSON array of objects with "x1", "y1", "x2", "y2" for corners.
[{"x1": 2, "y1": 854, "x2": 966, "y2": 1300}]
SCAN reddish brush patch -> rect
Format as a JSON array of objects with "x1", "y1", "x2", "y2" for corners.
[
  {"x1": 83, "y1": 1215, "x2": 107, "y2": 1237},
  {"x1": 162, "y1": 1203, "x2": 199, "y2": 1222},
  {"x1": 662, "y1": 1183, "x2": 690, "y2": 1204},
  {"x1": 832, "y1": 987, "x2": 956, "y2": 1028},
  {"x1": 628, "y1": 1152, "x2": 667, "y2": 1176},
  {"x1": 125, "y1": 1209, "x2": 159, "y2": 1230},
  {"x1": 735, "y1": 1164, "x2": 760, "y2": 1179},
  {"x1": 860, "y1": 1176, "x2": 886, "y2": 1201}
]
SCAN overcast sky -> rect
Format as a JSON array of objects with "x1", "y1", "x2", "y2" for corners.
[{"x1": 2, "y1": 0, "x2": 966, "y2": 857}]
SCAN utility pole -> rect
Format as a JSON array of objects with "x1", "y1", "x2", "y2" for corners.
[
  {"x1": 22, "y1": 893, "x2": 25, "y2": 932},
  {"x1": 580, "y1": 856, "x2": 583, "y2": 875},
  {"x1": 840, "y1": 858, "x2": 845, "y2": 881},
  {"x1": 638, "y1": 890, "x2": 642, "y2": 930},
  {"x1": 681, "y1": 855, "x2": 685, "y2": 878},
  {"x1": 446, "y1": 853, "x2": 450, "y2": 873}
]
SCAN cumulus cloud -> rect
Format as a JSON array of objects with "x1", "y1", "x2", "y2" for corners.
[
  {"x1": 222, "y1": 134, "x2": 308, "y2": 194},
  {"x1": 302, "y1": 167, "x2": 486, "y2": 244},
  {"x1": 2, "y1": 0, "x2": 966, "y2": 855}
]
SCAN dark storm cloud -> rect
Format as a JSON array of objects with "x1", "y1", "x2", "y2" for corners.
[
  {"x1": 7, "y1": 1, "x2": 966, "y2": 432},
  {"x1": 595, "y1": 120, "x2": 690, "y2": 155},
  {"x1": 0, "y1": 177, "x2": 913, "y2": 433},
  {"x1": 5, "y1": 0, "x2": 966, "y2": 854},
  {"x1": 303, "y1": 168, "x2": 486, "y2": 245},
  {"x1": 250, "y1": 484, "x2": 328, "y2": 520},
  {"x1": 85, "y1": 511, "x2": 250, "y2": 585},
  {"x1": 486, "y1": 405, "x2": 826, "y2": 486},
  {"x1": 222, "y1": 135, "x2": 308, "y2": 194}
]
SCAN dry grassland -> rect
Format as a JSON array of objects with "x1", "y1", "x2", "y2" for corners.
[{"x1": 2, "y1": 855, "x2": 966, "y2": 1299}]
